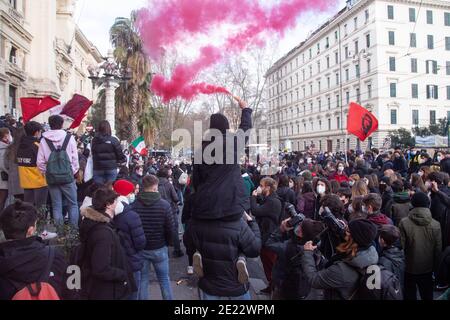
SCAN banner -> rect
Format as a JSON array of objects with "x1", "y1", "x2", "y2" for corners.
[{"x1": 347, "y1": 102, "x2": 379, "y2": 142}]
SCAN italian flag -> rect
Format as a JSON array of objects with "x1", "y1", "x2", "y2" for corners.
[{"x1": 131, "y1": 137, "x2": 148, "y2": 155}]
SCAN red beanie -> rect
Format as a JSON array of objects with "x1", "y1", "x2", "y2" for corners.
[{"x1": 113, "y1": 180, "x2": 135, "y2": 197}]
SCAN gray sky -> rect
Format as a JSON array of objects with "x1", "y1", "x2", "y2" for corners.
[{"x1": 77, "y1": 0, "x2": 345, "y2": 59}]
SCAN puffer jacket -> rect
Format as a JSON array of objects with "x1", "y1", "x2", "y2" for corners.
[
  {"x1": 250, "y1": 193, "x2": 282, "y2": 245},
  {"x1": 389, "y1": 192, "x2": 412, "y2": 226},
  {"x1": 399, "y1": 207, "x2": 442, "y2": 274},
  {"x1": 378, "y1": 246, "x2": 405, "y2": 287},
  {"x1": 91, "y1": 133, "x2": 126, "y2": 170},
  {"x1": 183, "y1": 216, "x2": 261, "y2": 297},
  {"x1": 301, "y1": 246, "x2": 379, "y2": 300},
  {"x1": 277, "y1": 186, "x2": 297, "y2": 207}
]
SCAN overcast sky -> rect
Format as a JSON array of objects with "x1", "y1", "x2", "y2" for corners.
[{"x1": 77, "y1": 0, "x2": 345, "y2": 60}]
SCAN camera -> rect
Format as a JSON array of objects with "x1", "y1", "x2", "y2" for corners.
[
  {"x1": 285, "y1": 203, "x2": 305, "y2": 228},
  {"x1": 321, "y1": 207, "x2": 346, "y2": 241}
]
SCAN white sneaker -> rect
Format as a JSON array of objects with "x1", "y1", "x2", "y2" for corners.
[
  {"x1": 40, "y1": 230, "x2": 58, "y2": 240},
  {"x1": 187, "y1": 266, "x2": 194, "y2": 275},
  {"x1": 193, "y1": 252, "x2": 204, "y2": 278},
  {"x1": 237, "y1": 258, "x2": 249, "y2": 284}
]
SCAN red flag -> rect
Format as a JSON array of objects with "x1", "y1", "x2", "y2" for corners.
[
  {"x1": 60, "y1": 94, "x2": 93, "y2": 129},
  {"x1": 347, "y1": 102, "x2": 378, "y2": 142},
  {"x1": 20, "y1": 96, "x2": 60, "y2": 123}
]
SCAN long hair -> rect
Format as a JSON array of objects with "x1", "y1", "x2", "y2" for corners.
[
  {"x1": 411, "y1": 173, "x2": 427, "y2": 193},
  {"x1": 336, "y1": 231, "x2": 359, "y2": 258},
  {"x1": 351, "y1": 180, "x2": 369, "y2": 199}
]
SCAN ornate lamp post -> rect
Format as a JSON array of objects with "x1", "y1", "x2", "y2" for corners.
[{"x1": 88, "y1": 50, "x2": 131, "y2": 135}]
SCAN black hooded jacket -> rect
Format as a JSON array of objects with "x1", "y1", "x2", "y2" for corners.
[
  {"x1": 0, "y1": 237, "x2": 68, "y2": 300},
  {"x1": 191, "y1": 108, "x2": 252, "y2": 221},
  {"x1": 91, "y1": 133, "x2": 126, "y2": 170}
]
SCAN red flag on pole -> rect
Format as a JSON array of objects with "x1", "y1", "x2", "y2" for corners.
[
  {"x1": 347, "y1": 102, "x2": 378, "y2": 142},
  {"x1": 20, "y1": 96, "x2": 60, "y2": 123},
  {"x1": 60, "y1": 94, "x2": 93, "y2": 129}
]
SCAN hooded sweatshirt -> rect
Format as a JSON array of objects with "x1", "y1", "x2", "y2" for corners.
[
  {"x1": 399, "y1": 207, "x2": 442, "y2": 274},
  {"x1": 16, "y1": 135, "x2": 47, "y2": 189},
  {"x1": 390, "y1": 192, "x2": 412, "y2": 225},
  {"x1": 37, "y1": 129, "x2": 79, "y2": 175}
]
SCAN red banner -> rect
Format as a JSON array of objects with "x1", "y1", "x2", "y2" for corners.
[
  {"x1": 20, "y1": 96, "x2": 60, "y2": 123},
  {"x1": 347, "y1": 102, "x2": 379, "y2": 142}
]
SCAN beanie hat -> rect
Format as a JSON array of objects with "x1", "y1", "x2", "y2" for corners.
[
  {"x1": 113, "y1": 180, "x2": 135, "y2": 197},
  {"x1": 348, "y1": 219, "x2": 378, "y2": 248},
  {"x1": 210, "y1": 113, "x2": 230, "y2": 134},
  {"x1": 411, "y1": 192, "x2": 430, "y2": 208},
  {"x1": 301, "y1": 219, "x2": 325, "y2": 242}
]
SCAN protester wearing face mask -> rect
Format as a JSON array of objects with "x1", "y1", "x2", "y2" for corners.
[
  {"x1": 131, "y1": 165, "x2": 144, "y2": 189},
  {"x1": 313, "y1": 178, "x2": 331, "y2": 220},
  {"x1": 427, "y1": 172, "x2": 450, "y2": 249},
  {"x1": 0, "y1": 128, "x2": 12, "y2": 211},
  {"x1": 277, "y1": 175, "x2": 297, "y2": 216},
  {"x1": 362, "y1": 193, "x2": 393, "y2": 229},
  {"x1": 112, "y1": 179, "x2": 146, "y2": 300},
  {"x1": 328, "y1": 162, "x2": 349, "y2": 184}
]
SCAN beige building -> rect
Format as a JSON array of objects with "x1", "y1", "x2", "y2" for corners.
[{"x1": 0, "y1": 0, "x2": 102, "y2": 122}]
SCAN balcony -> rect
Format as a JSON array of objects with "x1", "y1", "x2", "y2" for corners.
[{"x1": 5, "y1": 60, "x2": 26, "y2": 82}]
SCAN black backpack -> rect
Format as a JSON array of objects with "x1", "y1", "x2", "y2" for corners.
[{"x1": 350, "y1": 264, "x2": 403, "y2": 300}]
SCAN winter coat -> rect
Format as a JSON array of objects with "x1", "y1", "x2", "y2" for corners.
[
  {"x1": 6, "y1": 154, "x2": 23, "y2": 196},
  {"x1": 390, "y1": 192, "x2": 412, "y2": 226},
  {"x1": 130, "y1": 192, "x2": 176, "y2": 251},
  {"x1": 0, "y1": 237, "x2": 68, "y2": 300},
  {"x1": 0, "y1": 141, "x2": 9, "y2": 190},
  {"x1": 399, "y1": 207, "x2": 442, "y2": 274},
  {"x1": 191, "y1": 108, "x2": 252, "y2": 221},
  {"x1": 440, "y1": 157, "x2": 450, "y2": 176},
  {"x1": 91, "y1": 134, "x2": 126, "y2": 171},
  {"x1": 16, "y1": 136, "x2": 47, "y2": 190},
  {"x1": 37, "y1": 130, "x2": 79, "y2": 176},
  {"x1": 430, "y1": 187, "x2": 450, "y2": 248},
  {"x1": 242, "y1": 173, "x2": 255, "y2": 198},
  {"x1": 129, "y1": 172, "x2": 143, "y2": 188},
  {"x1": 328, "y1": 172, "x2": 350, "y2": 184},
  {"x1": 301, "y1": 246, "x2": 379, "y2": 300},
  {"x1": 277, "y1": 186, "x2": 297, "y2": 207},
  {"x1": 114, "y1": 197, "x2": 146, "y2": 272},
  {"x1": 250, "y1": 193, "x2": 282, "y2": 245},
  {"x1": 378, "y1": 246, "x2": 405, "y2": 287},
  {"x1": 393, "y1": 157, "x2": 408, "y2": 176},
  {"x1": 158, "y1": 177, "x2": 179, "y2": 215},
  {"x1": 183, "y1": 216, "x2": 261, "y2": 297},
  {"x1": 381, "y1": 189, "x2": 394, "y2": 216},
  {"x1": 79, "y1": 207, "x2": 135, "y2": 300},
  {"x1": 296, "y1": 192, "x2": 316, "y2": 219},
  {"x1": 354, "y1": 165, "x2": 368, "y2": 179}
]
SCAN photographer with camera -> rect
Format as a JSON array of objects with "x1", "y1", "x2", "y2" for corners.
[
  {"x1": 250, "y1": 177, "x2": 282, "y2": 295},
  {"x1": 301, "y1": 219, "x2": 379, "y2": 300},
  {"x1": 265, "y1": 203, "x2": 325, "y2": 300}
]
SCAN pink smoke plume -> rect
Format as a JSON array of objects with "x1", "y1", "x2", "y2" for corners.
[{"x1": 137, "y1": 0, "x2": 335, "y2": 102}]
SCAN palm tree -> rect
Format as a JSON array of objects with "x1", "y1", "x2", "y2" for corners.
[
  {"x1": 139, "y1": 105, "x2": 163, "y2": 148},
  {"x1": 110, "y1": 12, "x2": 151, "y2": 141}
]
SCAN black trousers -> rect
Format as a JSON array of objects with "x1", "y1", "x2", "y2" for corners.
[{"x1": 404, "y1": 272, "x2": 434, "y2": 300}]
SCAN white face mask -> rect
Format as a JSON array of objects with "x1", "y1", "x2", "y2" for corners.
[
  {"x1": 338, "y1": 166, "x2": 344, "y2": 172},
  {"x1": 114, "y1": 201, "x2": 124, "y2": 216},
  {"x1": 349, "y1": 180, "x2": 355, "y2": 187},
  {"x1": 256, "y1": 186, "x2": 263, "y2": 195},
  {"x1": 128, "y1": 194, "x2": 136, "y2": 203},
  {"x1": 437, "y1": 156, "x2": 443, "y2": 162},
  {"x1": 317, "y1": 185, "x2": 326, "y2": 195},
  {"x1": 418, "y1": 171, "x2": 424, "y2": 177}
]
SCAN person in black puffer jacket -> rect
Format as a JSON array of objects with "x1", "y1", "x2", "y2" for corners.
[
  {"x1": 79, "y1": 188, "x2": 136, "y2": 300},
  {"x1": 277, "y1": 175, "x2": 297, "y2": 219},
  {"x1": 113, "y1": 179, "x2": 146, "y2": 300},
  {"x1": 91, "y1": 120, "x2": 126, "y2": 184},
  {"x1": 250, "y1": 177, "x2": 282, "y2": 294},
  {"x1": 130, "y1": 175, "x2": 176, "y2": 300}
]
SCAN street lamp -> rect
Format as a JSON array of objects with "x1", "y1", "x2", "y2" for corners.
[{"x1": 88, "y1": 50, "x2": 131, "y2": 135}]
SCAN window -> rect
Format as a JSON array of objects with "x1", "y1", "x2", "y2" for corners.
[
  {"x1": 354, "y1": 17, "x2": 358, "y2": 30},
  {"x1": 319, "y1": 120, "x2": 322, "y2": 130},
  {"x1": 326, "y1": 37, "x2": 330, "y2": 48},
  {"x1": 336, "y1": 73, "x2": 339, "y2": 85},
  {"x1": 327, "y1": 76, "x2": 330, "y2": 88},
  {"x1": 335, "y1": 51, "x2": 339, "y2": 64},
  {"x1": 9, "y1": 47, "x2": 17, "y2": 64},
  {"x1": 430, "y1": 110, "x2": 436, "y2": 125},
  {"x1": 317, "y1": 61, "x2": 321, "y2": 73},
  {"x1": 367, "y1": 84, "x2": 372, "y2": 99},
  {"x1": 411, "y1": 58, "x2": 418, "y2": 73},
  {"x1": 410, "y1": 33, "x2": 416, "y2": 48},
  {"x1": 367, "y1": 59, "x2": 371, "y2": 73},
  {"x1": 356, "y1": 88, "x2": 361, "y2": 102},
  {"x1": 389, "y1": 31, "x2": 395, "y2": 45},
  {"x1": 344, "y1": 24, "x2": 348, "y2": 36},
  {"x1": 388, "y1": 5, "x2": 394, "y2": 20},
  {"x1": 447, "y1": 61, "x2": 450, "y2": 75},
  {"x1": 8, "y1": 85, "x2": 17, "y2": 114},
  {"x1": 446, "y1": 37, "x2": 450, "y2": 50},
  {"x1": 412, "y1": 84, "x2": 418, "y2": 99},
  {"x1": 427, "y1": 10, "x2": 433, "y2": 24},
  {"x1": 409, "y1": 8, "x2": 416, "y2": 22},
  {"x1": 426, "y1": 85, "x2": 439, "y2": 99},
  {"x1": 337, "y1": 117, "x2": 341, "y2": 129},
  {"x1": 317, "y1": 43, "x2": 320, "y2": 54},
  {"x1": 354, "y1": 40, "x2": 359, "y2": 55},
  {"x1": 319, "y1": 100, "x2": 322, "y2": 111},
  {"x1": 309, "y1": 65, "x2": 312, "y2": 77},
  {"x1": 345, "y1": 69, "x2": 349, "y2": 81},
  {"x1": 447, "y1": 86, "x2": 450, "y2": 100},
  {"x1": 9, "y1": 0, "x2": 17, "y2": 9},
  {"x1": 344, "y1": 46, "x2": 349, "y2": 59},
  {"x1": 390, "y1": 83, "x2": 397, "y2": 98},
  {"x1": 356, "y1": 64, "x2": 360, "y2": 78},
  {"x1": 309, "y1": 48, "x2": 312, "y2": 59},
  {"x1": 391, "y1": 109, "x2": 397, "y2": 125},
  {"x1": 445, "y1": 12, "x2": 450, "y2": 26},
  {"x1": 426, "y1": 60, "x2": 438, "y2": 74},
  {"x1": 318, "y1": 81, "x2": 321, "y2": 92},
  {"x1": 335, "y1": 30, "x2": 338, "y2": 41},
  {"x1": 328, "y1": 97, "x2": 331, "y2": 109},
  {"x1": 296, "y1": 73, "x2": 299, "y2": 84},
  {"x1": 365, "y1": 9, "x2": 369, "y2": 23},
  {"x1": 302, "y1": 69, "x2": 305, "y2": 81},
  {"x1": 328, "y1": 119, "x2": 331, "y2": 130},
  {"x1": 310, "y1": 85, "x2": 313, "y2": 95},
  {"x1": 389, "y1": 57, "x2": 396, "y2": 71},
  {"x1": 428, "y1": 35, "x2": 434, "y2": 49},
  {"x1": 346, "y1": 91, "x2": 350, "y2": 104},
  {"x1": 412, "y1": 110, "x2": 419, "y2": 126},
  {"x1": 337, "y1": 139, "x2": 341, "y2": 151},
  {"x1": 366, "y1": 34, "x2": 371, "y2": 48},
  {"x1": 336, "y1": 95, "x2": 340, "y2": 107},
  {"x1": 326, "y1": 56, "x2": 330, "y2": 68},
  {"x1": 310, "y1": 102, "x2": 313, "y2": 111}
]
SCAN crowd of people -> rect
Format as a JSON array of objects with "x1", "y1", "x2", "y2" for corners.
[{"x1": 0, "y1": 104, "x2": 449, "y2": 301}]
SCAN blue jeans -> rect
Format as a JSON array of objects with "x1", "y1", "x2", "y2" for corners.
[
  {"x1": 93, "y1": 169, "x2": 118, "y2": 184},
  {"x1": 128, "y1": 270, "x2": 141, "y2": 300},
  {"x1": 198, "y1": 289, "x2": 251, "y2": 300},
  {"x1": 139, "y1": 247, "x2": 173, "y2": 300},
  {"x1": 48, "y1": 181, "x2": 79, "y2": 228}
]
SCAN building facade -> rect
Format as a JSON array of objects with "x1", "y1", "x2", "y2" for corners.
[
  {"x1": 266, "y1": 0, "x2": 450, "y2": 152},
  {"x1": 0, "y1": 0, "x2": 102, "y2": 122}
]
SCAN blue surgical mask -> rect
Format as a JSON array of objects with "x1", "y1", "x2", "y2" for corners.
[{"x1": 128, "y1": 194, "x2": 136, "y2": 203}]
